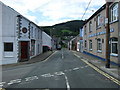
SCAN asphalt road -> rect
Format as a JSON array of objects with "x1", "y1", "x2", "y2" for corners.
[{"x1": 1, "y1": 49, "x2": 120, "y2": 89}]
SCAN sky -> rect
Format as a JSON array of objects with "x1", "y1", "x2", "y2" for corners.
[{"x1": 0, "y1": 0, "x2": 106, "y2": 26}]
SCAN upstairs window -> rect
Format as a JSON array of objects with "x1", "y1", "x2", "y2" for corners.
[
  {"x1": 96, "y1": 15, "x2": 101, "y2": 27},
  {"x1": 84, "y1": 26, "x2": 87, "y2": 35},
  {"x1": 89, "y1": 21, "x2": 92, "y2": 33},
  {"x1": 31, "y1": 26, "x2": 33, "y2": 38},
  {"x1": 110, "y1": 3, "x2": 118, "y2": 22}
]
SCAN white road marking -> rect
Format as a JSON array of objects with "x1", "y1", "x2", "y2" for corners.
[
  {"x1": 0, "y1": 82, "x2": 6, "y2": 87},
  {"x1": 8, "y1": 79, "x2": 21, "y2": 85},
  {"x1": 41, "y1": 73, "x2": 54, "y2": 77},
  {"x1": 64, "y1": 74, "x2": 70, "y2": 90},
  {"x1": 62, "y1": 50, "x2": 64, "y2": 59},
  {"x1": 54, "y1": 71, "x2": 64, "y2": 76},
  {"x1": 62, "y1": 54, "x2": 64, "y2": 59},
  {"x1": 25, "y1": 76, "x2": 38, "y2": 82},
  {"x1": 73, "y1": 67, "x2": 79, "y2": 71}
]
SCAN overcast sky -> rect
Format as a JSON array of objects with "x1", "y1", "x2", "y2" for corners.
[{"x1": 0, "y1": 0, "x2": 105, "y2": 26}]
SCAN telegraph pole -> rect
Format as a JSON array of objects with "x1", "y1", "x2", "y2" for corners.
[
  {"x1": 105, "y1": 1, "x2": 110, "y2": 68},
  {"x1": 118, "y1": 1, "x2": 120, "y2": 66}
]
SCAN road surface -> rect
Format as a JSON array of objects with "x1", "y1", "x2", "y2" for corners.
[{"x1": 1, "y1": 49, "x2": 119, "y2": 89}]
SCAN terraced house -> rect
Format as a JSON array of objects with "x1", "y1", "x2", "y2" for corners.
[{"x1": 83, "y1": 2, "x2": 119, "y2": 65}]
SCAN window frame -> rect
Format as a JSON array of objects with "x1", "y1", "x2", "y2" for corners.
[
  {"x1": 84, "y1": 26, "x2": 87, "y2": 35},
  {"x1": 84, "y1": 40, "x2": 87, "y2": 49},
  {"x1": 4, "y1": 42, "x2": 13, "y2": 52},
  {"x1": 89, "y1": 40, "x2": 92, "y2": 51},
  {"x1": 110, "y1": 3, "x2": 118, "y2": 23},
  {"x1": 96, "y1": 14, "x2": 101, "y2": 28},
  {"x1": 97, "y1": 39, "x2": 102, "y2": 52},
  {"x1": 110, "y1": 37, "x2": 118, "y2": 56},
  {"x1": 89, "y1": 21, "x2": 92, "y2": 33}
]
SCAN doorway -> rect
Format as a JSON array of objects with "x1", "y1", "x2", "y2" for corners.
[{"x1": 20, "y1": 41, "x2": 29, "y2": 61}]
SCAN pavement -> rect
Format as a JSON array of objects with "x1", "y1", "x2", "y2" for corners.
[
  {"x1": 1, "y1": 51, "x2": 54, "y2": 69},
  {"x1": 73, "y1": 50, "x2": 120, "y2": 80}
]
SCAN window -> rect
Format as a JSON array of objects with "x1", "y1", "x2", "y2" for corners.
[
  {"x1": 89, "y1": 21, "x2": 92, "y2": 32},
  {"x1": 31, "y1": 26, "x2": 33, "y2": 38},
  {"x1": 4, "y1": 43, "x2": 13, "y2": 52},
  {"x1": 110, "y1": 3, "x2": 118, "y2": 22},
  {"x1": 89, "y1": 40, "x2": 92, "y2": 50},
  {"x1": 110, "y1": 37, "x2": 118, "y2": 56},
  {"x1": 85, "y1": 40, "x2": 87, "y2": 49},
  {"x1": 97, "y1": 15, "x2": 100, "y2": 27},
  {"x1": 84, "y1": 26, "x2": 87, "y2": 35},
  {"x1": 97, "y1": 39, "x2": 102, "y2": 52}
]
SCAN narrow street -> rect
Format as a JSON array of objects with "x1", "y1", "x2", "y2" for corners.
[{"x1": 2, "y1": 49, "x2": 119, "y2": 89}]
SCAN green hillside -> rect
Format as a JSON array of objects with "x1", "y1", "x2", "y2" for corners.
[{"x1": 41, "y1": 20, "x2": 85, "y2": 37}]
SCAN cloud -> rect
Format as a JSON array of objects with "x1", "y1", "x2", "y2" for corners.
[{"x1": 0, "y1": 0, "x2": 106, "y2": 26}]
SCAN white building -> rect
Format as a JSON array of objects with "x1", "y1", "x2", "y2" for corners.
[
  {"x1": 42, "y1": 32, "x2": 52, "y2": 52},
  {"x1": 0, "y1": 2, "x2": 43, "y2": 65},
  {"x1": 0, "y1": 2, "x2": 20, "y2": 65}
]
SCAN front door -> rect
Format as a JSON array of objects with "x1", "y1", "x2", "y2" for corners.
[{"x1": 21, "y1": 42, "x2": 28, "y2": 61}]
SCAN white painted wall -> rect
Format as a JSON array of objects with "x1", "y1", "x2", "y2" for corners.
[
  {"x1": 0, "y1": 2, "x2": 19, "y2": 65},
  {"x1": 19, "y1": 17, "x2": 30, "y2": 41},
  {"x1": 30, "y1": 23, "x2": 43, "y2": 58},
  {"x1": 42, "y1": 31, "x2": 52, "y2": 49}
]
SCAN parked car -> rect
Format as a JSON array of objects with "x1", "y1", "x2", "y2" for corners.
[{"x1": 57, "y1": 45, "x2": 61, "y2": 50}]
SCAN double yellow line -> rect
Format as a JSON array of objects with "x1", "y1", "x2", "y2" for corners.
[{"x1": 74, "y1": 54, "x2": 120, "y2": 86}]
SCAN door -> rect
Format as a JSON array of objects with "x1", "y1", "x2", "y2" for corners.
[{"x1": 21, "y1": 42, "x2": 28, "y2": 60}]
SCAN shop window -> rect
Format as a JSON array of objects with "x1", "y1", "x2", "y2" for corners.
[
  {"x1": 110, "y1": 37, "x2": 118, "y2": 56},
  {"x1": 110, "y1": 3, "x2": 118, "y2": 22},
  {"x1": 4, "y1": 43, "x2": 13, "y2": 52},
  {"x1": 97, "y1": 39, "x2": 102, "y2": 52},
  {"x1": 89, "y1": 40, "x2": 92, "y2": 51}
]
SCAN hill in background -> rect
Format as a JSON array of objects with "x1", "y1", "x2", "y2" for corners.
[
  {"x1": 41, "y1": 20, "x2": 85, "y2": 37},
  {"x1": 41, "y1": 20, "x2": 85, "y2": 48}
]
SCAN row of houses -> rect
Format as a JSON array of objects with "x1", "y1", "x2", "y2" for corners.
[
  {"x1": 0, "y1": 1, "x2": 53, "y2": 65},
  {"x1": 69, "y1": 2, "x2": 119, "y2": 66}
]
